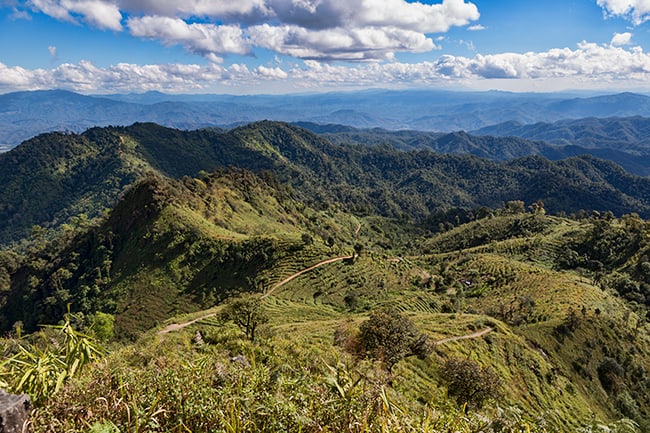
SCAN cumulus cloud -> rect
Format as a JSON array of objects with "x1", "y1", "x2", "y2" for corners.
[
  {"x1": 29, "y1": 0, "x2": 123, "y2": 30},
  {"x1": 255, "y1": 65, "x2": 288, "y2": 79},
  {"x1": 3, "y1": 42, "x2": 650, "y2": 93},
  {"x1": 611, "y1": 31, "x2": 633, "y2": 46},
  {"x1": 0, "y1": 59, "x2": 292, "y2": 93},
  {"x1": 248, "y1": 23, "x2": 436, "y2": 61},
  {"x1": 115, "y1": 0, "x2": 270, "y2": 21},
  {"x1": 597, "y1": 0, "x2": 650, "y2": 24},
  {"x1": 24, "y1": 0, "x2": 479, "y2": 61},
  {"x1": 267, "y1": 0, "x2": 479, "y2": 33},
  {"x1": 467, "y1": 24, "x2": 485, "y2": 31},
  {"x1": 127, "y1": 17, "x2": 250, "y2": 56}
]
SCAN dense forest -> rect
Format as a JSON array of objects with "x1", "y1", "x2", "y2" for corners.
[{"x1": 3, "y1": 121, "x2": 650, "y2": 245}]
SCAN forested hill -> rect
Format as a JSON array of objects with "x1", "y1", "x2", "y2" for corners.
[
  {"x1": 474, "y1": 116, "x2": 650, "y2": 152},
  {"x1": 3, "y1": 121, "x2": 650, "y2": 244},
  {"x1": 6, "y1": 120, "x2": 650, "y2": 431},
  {"x1": 297, "y1": 121, "x2": 650, "y2": 176}
]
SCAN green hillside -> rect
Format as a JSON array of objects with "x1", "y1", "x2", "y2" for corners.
[
  {"x1": 2, "y1": 122, "x2": 650, "y2": 431},
  {"x1": 4, "y1": 121, "x2": 650, "y2": 244}
]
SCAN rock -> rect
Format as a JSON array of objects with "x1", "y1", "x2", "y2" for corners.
[
  {"x1": 229, "y1": 354, "x2": 250, "y2": 367},
  {"x1": 0, "y1": 389, "x2": 32, "y2": 433}
]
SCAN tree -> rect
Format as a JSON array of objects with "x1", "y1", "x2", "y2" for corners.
[
  {"x1": 440, "y1": 358, "x2": 503, "y2": 412},
  {"x1": 504, "y1": 200, "x2": 525, "y2": 215},
  {"x1": 219, "y1": 294, "x2": 269, "y2": 342},
  {"x1": 358, "y1": 308, "x2": 430, "y2": 372}
]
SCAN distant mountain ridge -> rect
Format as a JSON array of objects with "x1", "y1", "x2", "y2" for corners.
[
  {"x1": 4, "y1": 89, "x2": 650, "y2": 151},
  {"x1": 301, "y1": 122, "x2": 650, "y2": 176},
  {"x1": 3, "y1": 121, "x2": 650, "y2": 244},
  {"x1": 473, "y1": 116, "x2": 650, "y2": 153}
]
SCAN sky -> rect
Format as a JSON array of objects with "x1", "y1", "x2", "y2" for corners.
[{"x1": 2, "y1": 0, "x2": 650, "y2": 94}]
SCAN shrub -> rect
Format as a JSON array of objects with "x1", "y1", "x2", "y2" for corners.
[
  {"x1": 440, "y1": 358, "x2": 503, "y2": 412},
  {"x1": 357, "y1": 308, "x2": 431, "y2": 372},
  {"x1": 598, "y1": 357, "x2": 624, "y2": 394}
]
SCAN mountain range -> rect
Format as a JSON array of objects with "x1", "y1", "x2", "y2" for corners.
[
  {"x1": 3, "y1": 121, "x2": 650, "y2": 246},
  {"x1": 4, "y1": 89, "x2": 650, "y2": 151}
]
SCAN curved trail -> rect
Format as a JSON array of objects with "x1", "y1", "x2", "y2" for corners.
[
  {"x1": 158, "y1": 253, "x2": 355, "y2": 334},
  {"x1": 157, "y1": 313, "x2": 216, "y2": 335},
  {"x1": 432, "y1": 327, "x2": 493, "y2": 346},
  {"x1": 262, "y1": 254, "x2": 354, "y2": 298},
  {"x1": 157, "y1": 225, "x2": 497, "y2": 342}
]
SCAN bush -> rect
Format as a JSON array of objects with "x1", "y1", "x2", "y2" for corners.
[
  {"x1": 357, "y1": 308, "x2": 431, "y2": 372},
  {"x1": 598, "y1": 357, "x2": 624, "y2": 394},
  {"x1": 440, "y1": 358, "x2": 503, "y2": 411}
]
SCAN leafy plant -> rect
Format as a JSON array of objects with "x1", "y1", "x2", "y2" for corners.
[{"x1": 0, "y1": 314, "x2": 105, "y2": 404}]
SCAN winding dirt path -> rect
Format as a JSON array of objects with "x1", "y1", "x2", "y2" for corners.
[
  {"x1": 157, "y1": 253, "x2": 356, "y2": 334},
  {"x1": 262, "y1": 254, "x2": 354, "y2": 298},
  {"x1": 157, "y1": 313, "x2": 216, "y2": 335},
  {"x1": 432, "y1": 327, "x2": 493, "y2": 346}
]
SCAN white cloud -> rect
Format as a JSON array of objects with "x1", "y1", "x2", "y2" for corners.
[
  {"x1": 467, "y1": 24, "x2": 485, "y2": 31},
  {"x1": 25, "y1": 0, "x2": 479, "y2": 61},
  {"x1": 127, "y1": 17, "x2": 250, "y2": 56},
  {"x1": 255, "y1": 65, "x2": 288, "y2": 79},
  {"x1": 48, "y1": 45, "x2": 58, "y2": 61},
  {"x1": 611, "y1": 31, "x2": 633, "y2": 46},
  {"x1": 70, "y1": 0, "x2": 122, "y2": 30},
  {"x1": 597, "y1": 0, "x2": 650, "y2": 24},
  {"x1": 267, "y1": 0, "x2": 479, "y2": 33},
  {"x1": 29, "y1": 0, "x2": 123, "y2": 30},
  {"x1": 5, "y1": 42, "x2": 650, "y2": 93},
  {"x1": 115, "y1": 0, "x2": 270, "y2": 21},
  {"x1": 248, "y1": 23, "x2": 436, "y2": 61},
  {"x1": 9, "y1": 7, "x2": 32, "y2": 19}
]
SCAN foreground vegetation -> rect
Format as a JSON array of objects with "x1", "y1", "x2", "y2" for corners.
[{"x1": 3, "y1": 199, "x2": 650, "y2": 431}]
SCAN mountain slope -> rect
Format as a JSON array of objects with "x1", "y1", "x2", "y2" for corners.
[
  {"x1": 7, "y1": 202, "x2": 650, "y2": 431},
  {"x1": 4, "y1": 121, "x2": 650, "y2": 245},
  {"x1": 0, "y1": 168, "x2": 363, "y2": 338}
]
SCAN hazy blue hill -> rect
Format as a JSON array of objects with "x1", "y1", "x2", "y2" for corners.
[
  {"x1": 309, "y1": 122, "x2": 650, "y2": 176},
  {"x1": 7, "y1": 89, "x2": 650, "y2": 150},
  {"x1": 474, "y1": 116, "x2": 650, "y2": 151},
  {"x1": 549, "y1": 92, "x2": 650, "y2": 117}
]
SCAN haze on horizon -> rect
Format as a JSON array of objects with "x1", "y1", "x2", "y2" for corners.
[{"x1": 2, "y1": 0, "x2": 650, "y2": 95}]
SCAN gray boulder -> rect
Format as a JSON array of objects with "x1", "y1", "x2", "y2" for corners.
[{"x1": 0, "y1": 390, "x2": 31, "y2": 433}]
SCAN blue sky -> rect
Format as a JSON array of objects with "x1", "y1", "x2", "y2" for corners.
[{"x1": 1, "y1": 0, "x2": 650, "y2": 94}]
